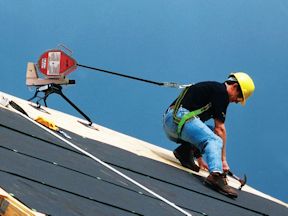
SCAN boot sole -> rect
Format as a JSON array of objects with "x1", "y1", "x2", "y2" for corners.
[{"x1": 204, "y1": 180, "x2": 238, "y2": 199}]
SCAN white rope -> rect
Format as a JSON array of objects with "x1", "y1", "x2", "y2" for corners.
[{"x1": 3, "y1": 99, "x2": 192, "y2": 216}]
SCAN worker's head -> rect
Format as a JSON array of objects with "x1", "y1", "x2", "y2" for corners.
[{"x1": 225, "y1": 72, "x2": 255, "y2": 105}]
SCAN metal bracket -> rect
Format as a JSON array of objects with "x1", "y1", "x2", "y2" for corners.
[{"x1": 28, "y1": 84, "x2": 93, "y2": 126}]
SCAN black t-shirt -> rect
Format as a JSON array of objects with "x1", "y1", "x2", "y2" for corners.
[{"x1": 172, "y1": 81, "x2": 229, "y2": 122}]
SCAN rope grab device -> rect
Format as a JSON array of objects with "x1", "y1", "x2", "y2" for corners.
[{"x1": 26, "y1": 45, "x2": 191, "y2": 126}]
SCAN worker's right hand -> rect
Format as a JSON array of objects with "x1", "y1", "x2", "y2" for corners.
[{"x1": 222, "y1": 160, "x2": 230, "y2": 172}]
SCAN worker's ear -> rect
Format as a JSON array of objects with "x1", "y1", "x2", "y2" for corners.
[
  {"x1": 232, "y1": 83, "x2": 239, "y2": 91},
  {"x1": 232, "y1": 82, "x2": 238, "y2": 87}
]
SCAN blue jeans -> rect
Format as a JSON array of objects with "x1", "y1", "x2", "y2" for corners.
[{"x1": 163, "y1": 107, "x2": 223, "y2": 173}]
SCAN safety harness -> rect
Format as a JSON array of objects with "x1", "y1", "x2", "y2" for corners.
[{"x1": 173, "y1": 86, "x2": 211, "y2": 136}]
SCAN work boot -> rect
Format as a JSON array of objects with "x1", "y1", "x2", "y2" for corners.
[
  {"x1": 173, "y1": 144, "x2": 200, "y2": 172},
  {"x1": 205, "y1": 172, "x2": 238, "y2": 198}
]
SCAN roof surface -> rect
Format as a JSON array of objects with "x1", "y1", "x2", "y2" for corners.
[{"x1": 0, "y1": 92, "x2": 287, "y2": 216}]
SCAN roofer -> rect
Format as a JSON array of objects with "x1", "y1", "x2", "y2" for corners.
[{"x1": 163, "y1": 72, "x2": 255, "y2": 198}]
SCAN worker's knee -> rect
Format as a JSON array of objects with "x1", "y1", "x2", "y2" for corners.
[
  {"x1": 214, "y1": 135, "x2": 223, "y2": 148},
  {"x1": 205, "y1": 135, "x2": 223, "y2": 153}
]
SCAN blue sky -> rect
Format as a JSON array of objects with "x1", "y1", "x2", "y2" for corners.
[{"x1": 1, "y1": 0, "x2": 287, "y2": 203}]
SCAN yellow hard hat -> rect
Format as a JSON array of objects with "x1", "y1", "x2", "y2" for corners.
[{"x1": 228, "y1": 72, "x2": 255, "y2": 105}]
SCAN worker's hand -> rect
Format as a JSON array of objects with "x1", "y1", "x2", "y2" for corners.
[
  {"x1": 197, "y1": 157, "x2": 208, "y2": 171},
  {"x1": 222, "y1": 160, "x2": 230, "y2": 172}
]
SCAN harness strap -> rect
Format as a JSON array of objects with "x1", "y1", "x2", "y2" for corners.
[
  {"x1": 173, "y1": 87, "x2": 190, "y2": 124},
  {"x1": 176, "y1": 103, "x2": 211, "y2": 135},
  {"x1": 172, "y1": 86, "x2": 212, "y2": 136}
]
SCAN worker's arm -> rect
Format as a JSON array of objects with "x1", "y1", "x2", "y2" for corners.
[{"x1": 214, "y1": 118, "x2": 229, "y2": 171}]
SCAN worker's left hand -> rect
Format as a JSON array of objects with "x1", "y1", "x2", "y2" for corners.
[
  {"x1": 222, "y1": 160, "x2": 230, "y2": 172},
  {"x1": 197, "y1": 157, "x2": 208, "y2": 171}
]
